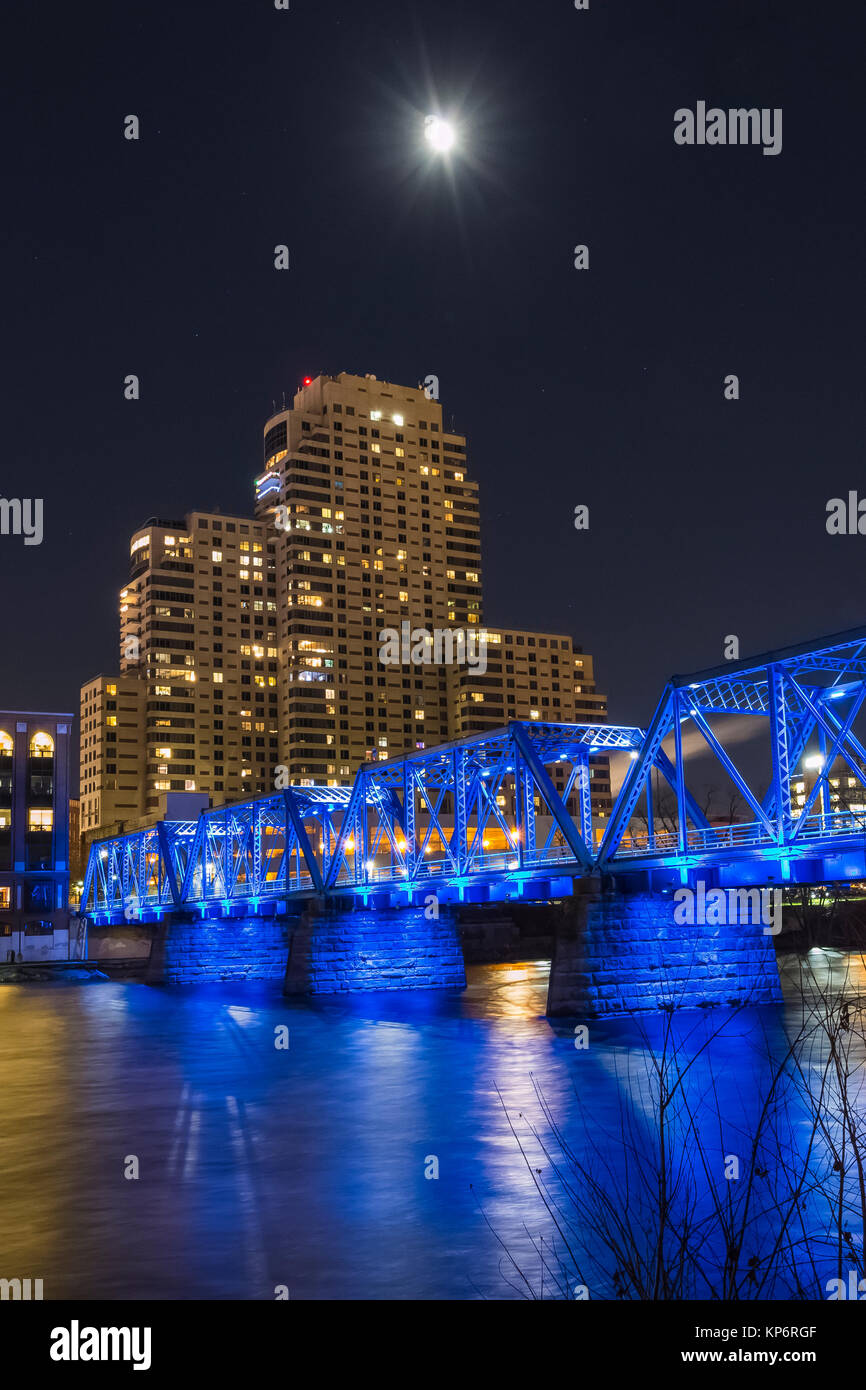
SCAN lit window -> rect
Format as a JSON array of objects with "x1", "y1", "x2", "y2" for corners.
[
  {"x1": 392, "y1": 414, "x2": 404, "y2": 427},
  {"x1": 106, "y1": 683, "x2": 117, "y2": 695},
  {"x1": 29, "y1": 732, "x2": 54, "y2": 758},
  {"x1": 212, "y1": 550, "x2": 223, "y2": 562},
  {"x1": 0, "y1": 731, "x2": 12, "y2": 756},
  {"x1": 28, "y1": 808, "x2": 53, "y2": 831},
  {"x1": 213, "y1": 673, "x2": 223, "y2": 684}
]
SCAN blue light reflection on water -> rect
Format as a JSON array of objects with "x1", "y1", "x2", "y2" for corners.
[{"x1": 0, "y1": 956, "x2": 859, "y2": 1299}]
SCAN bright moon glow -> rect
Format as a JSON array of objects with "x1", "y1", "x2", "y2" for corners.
[{"x1": 424, "y1": 115, "x2": 456, "y2": 153}]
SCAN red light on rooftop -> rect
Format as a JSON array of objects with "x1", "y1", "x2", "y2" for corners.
[{"x1": 303, "y1": 376, "x2": 313, "y2": 386}]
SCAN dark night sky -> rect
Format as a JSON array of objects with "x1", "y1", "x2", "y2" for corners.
[{"x1": 3, "y1": 0, "x2": 865, "y2": 751}]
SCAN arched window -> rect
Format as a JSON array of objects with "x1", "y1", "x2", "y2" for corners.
[
  {"x1": 29, "y1": 732, "x2": 54, "y2": 758},
  {"x1": 0, "y1": 731, "x2": 12, "y2": 757}
]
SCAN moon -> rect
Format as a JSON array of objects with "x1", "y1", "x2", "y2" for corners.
[{"x1": 424, "y1": 115, "x2": 456, "y2": 153}]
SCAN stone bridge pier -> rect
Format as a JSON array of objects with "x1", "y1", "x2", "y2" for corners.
[
  {"x1": 144, "y1": 897, "x2": 466, "y2": 994},
  {"x1": 142, "y1": 880, "x2": 783, "y2": 1017},
  {"x1": 546, "y1": 877, "x2": 784, "y2": 1017},
  {"x1": 283, "y1": 898, "x2": 466, "y2": 995}
]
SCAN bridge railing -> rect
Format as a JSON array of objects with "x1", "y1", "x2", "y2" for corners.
[
  {"x1": 614, "y1": 808, "x2": 866, "y2": 860},
  {"x1": 336, "y1": 840, "x2": 584, "y2": 891},
  {"x1": 615, "y1": 821, "x2": 771, "y2": 858},
  {"x1": 795, "y1": 809, "x2": 866, "y2": 841}
]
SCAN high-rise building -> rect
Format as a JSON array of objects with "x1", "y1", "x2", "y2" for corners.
[
  {"x1": 81, "y1": 371, "x2": 609, "y2": 835},
  {"x1": 80, "y1": 674, "x2": 145, "y2": 833},
  {"x1": 256, "y1": 372, "x2": 482, "y2": 781},
  {"x1": 79, "y1": 511, "x2": 279, "y2": 837}
]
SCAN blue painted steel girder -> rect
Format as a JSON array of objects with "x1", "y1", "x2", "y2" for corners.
[{"x1": 81, "y1": 627, "x2": 866, "y2": 919}]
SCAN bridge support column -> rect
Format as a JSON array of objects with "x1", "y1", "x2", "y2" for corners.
[
  {"x1": 146, "y1": 910, "x2": 298, "y2": 984},
  {"x1": 547, "y1": 880, "x2": 784, "y2": 1018},
  {"x1": 283, "y1": 900, "x2": 466, "y2": 995}
]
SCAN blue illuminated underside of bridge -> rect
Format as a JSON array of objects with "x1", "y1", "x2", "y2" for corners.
[{"x1": 82, "y1": 625, "x2": 866, "y2": 923}]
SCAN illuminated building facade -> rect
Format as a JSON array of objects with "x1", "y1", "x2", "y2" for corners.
[
  {"x1": 257, "y1": 372, "x2": 607, "y2": 796},
  {"x1": 793, "y1": 756, "x2": 866, "y2": 819},
  {"x1": 449, "y1": 628, "x2": 610, "y2": 814},
  {"x1": 80, "y1": 372, "x2": 608, "y2": 836},
  {"x1": 257, "y1": 372, "x2": 482, "y2": 781},
  {"x1": 80, "y1": 674, "x2": 145, "y2": 833},
  {"x1": 80, "y1": 511, "x2": 278, "y2": 836},
  {"x1": 0, "y1": 711, "x2": 73, "y2": 960}
]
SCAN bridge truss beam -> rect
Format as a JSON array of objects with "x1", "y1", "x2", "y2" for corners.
[{"x1": 81, "y1": 625, "x2": 866, "y2": 922}]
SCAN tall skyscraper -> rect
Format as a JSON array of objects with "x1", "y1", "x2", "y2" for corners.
[
  {"x1": 256, "y1": 372, "x2": 482, "y2": 781},
  {"x1": 80, "y1": 371, "x2": 609, "y2": 839}
]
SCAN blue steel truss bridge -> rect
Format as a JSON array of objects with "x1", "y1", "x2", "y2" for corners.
[{"x1": 83, "y1": 625, "x2": 866, "y2": 924}]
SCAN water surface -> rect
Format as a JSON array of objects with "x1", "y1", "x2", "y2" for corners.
[{"x1": 0, "y1": 954, "x2": 861, "y2": 1299}]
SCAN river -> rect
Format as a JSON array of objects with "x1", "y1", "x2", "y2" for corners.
[{"x1": 0, "y1": 953, "x2": 863, "y2": 1299}]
